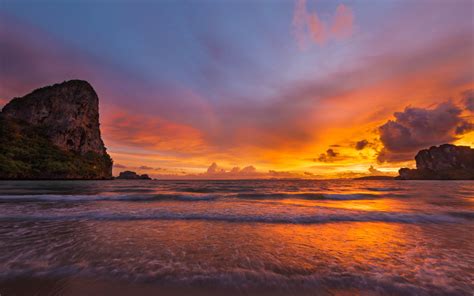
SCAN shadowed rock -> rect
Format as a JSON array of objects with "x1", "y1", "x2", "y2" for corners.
[
  {"x1": 116, "y1": 171, "x2": 151, "y2": 180},
  {"x1": 398, "y1": 144, "x2": 474, "y2": 180},
  {"x1": 2, "y1": 80, "x2": 106, "y2": 155},
  {"x1": 0, "y1": 80, "x2": 113, "y2": 179}
]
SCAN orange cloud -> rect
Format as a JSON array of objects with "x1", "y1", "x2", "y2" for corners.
[
  {"x1": 331, "y1": 4, "x2": 354, "y2": 38},
  {"x1": 101, "y1": 106, "x2": 208, "y2": 154},
  {"x1": 307, "y1": 11, "x2": 327, "y2": 45},
  {"x1": 292, "y1": 0, "x2": 354, "y2": 48},
  {"x1": 180, "y1": 162, "x2": 313, "y2": 180}
]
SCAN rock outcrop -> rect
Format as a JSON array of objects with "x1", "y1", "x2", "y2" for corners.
[
  {"x1": 2, "y1": 80, "x2": 106, "y2": 155},
  {"x1": 398, "y1": 144, "x2": 474, "y2": 180},
  {"x1": 116, "y1": 171, "x2": 151, "y2": 180},
  {"x1": 0, "y1": 80, "x2": 113, "y2": 179}
]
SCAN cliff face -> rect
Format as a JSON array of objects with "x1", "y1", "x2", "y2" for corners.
[
  {"x1": 415, "y1": 144, "x2": 474, "y2": 171},
  {"x1": 398, "y1": 144, "x2": 474, "y2": 180},
  {"x1": 0, "y1": 80, "x2": 113, "y2": 179},
  {"x1": 2, "y1": 80, "x2": 106, "y2": 155}
]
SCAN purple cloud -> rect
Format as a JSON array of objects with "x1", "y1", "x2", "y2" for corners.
[{"x1": 378, "y1": 101, "x2": 473, "y2": 162}]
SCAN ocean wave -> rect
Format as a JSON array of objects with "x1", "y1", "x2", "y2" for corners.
[
  {"x1": 235, "y1": 192, "x2": 380, "y2": 200},
  {"x1": 0, "y1": 211, "x2": 469, "y2": 224},
  {"x1": 363, "y1": 187, "x2": 405, "y2": 192},
  {"x1": 0, "y1": 266, "x2": 470, "y2": 296},
  {"x1": 0, "y1": 194, "x2": 218, "y2": 202},
  {"x1": 0, "y1": 192, "x2": 393, "y2": 203}
]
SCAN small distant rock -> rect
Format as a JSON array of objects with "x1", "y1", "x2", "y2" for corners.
[
  {"x1": 397, "y1": 144, "x2": 474, "y2": 180},
  {"x1": 116, "y1": 171, "x2": 151, "y2": 180}
]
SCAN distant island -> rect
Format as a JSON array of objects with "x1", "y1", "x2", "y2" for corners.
[
  {"x1": 0, "y1": 80, "x2": 113, "y2": 179},
  {"x1": 354, "y1": 175, "x2": 394, "y2": 180},
  {"x1": 116, "y1": 171, "x2": 151, "y2": 180},
  {"x1": 397, "y1": 144, "x2": 474, "y2": 180}
]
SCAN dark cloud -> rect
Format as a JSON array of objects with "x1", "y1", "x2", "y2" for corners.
[
  {"x1": 114, "y1": 163, "x2": 127, "y2": 169},
  {"x1": 326, "y1": 149, "x2": 338, "y2": 157},
  {"x1": 317, "y1": 149, "x2": 344, "y2": 162},
  {"x1": 368, "y1": 165, "x2": 381, "y2": 174},
  {"x1": 138, "y1": 165, "x2": 153, "y2": 170},
  {"x1": 456, "y1": 121, "x2": 474, "y2": 135},
  {"x1": 355, "y1": 139, "x2": 369, "y2": 150},
  {"x1": 462, "y1": 89, "x2": 474, "y2": 112},
  {"x1": 378, "y1": 101, "x2": 472, "y2": 162}
]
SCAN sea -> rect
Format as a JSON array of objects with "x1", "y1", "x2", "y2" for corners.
[{"x1": 0, "y1": 180, "x2": 473, "y2": 296}]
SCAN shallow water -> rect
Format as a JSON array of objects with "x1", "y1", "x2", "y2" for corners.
[{"x1": 0, "y1": 180, "x2": 473, "y2": 295}]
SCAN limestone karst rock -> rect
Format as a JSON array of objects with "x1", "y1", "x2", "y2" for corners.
[
  {"x1": 398, "y1": 144, "x2": 474, "y2": 180},
  {"x1": 0, "y1": 80, "x2": 113, "y2": 179},
  {"x1": 116, "y1": 171, "x2": 152, "y2": 180}
]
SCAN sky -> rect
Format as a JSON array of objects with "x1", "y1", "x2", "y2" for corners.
[{"x1": 1, "y1": 0, "x2": 473, "y2": 179}]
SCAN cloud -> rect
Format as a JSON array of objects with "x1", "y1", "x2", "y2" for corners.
[
  {"x1": 355, "y1": 139, "x2": 369, "y2": 150},
  {"x1": 292, "y1": 0, "x2": 311, "y2": 49},
  {"x1": 326, "y1": 149, "x2": 338, "y2": 157},
  {"x1": 0, "y1": 98, "x2": 7, "y2": 107},
  {"x1": 200, "y1": 163, "x2": 261, "y2": 179},
  {"x1": 368, "y1": 165, "x2": 381, "y2": 174},
  {"x1": 102, "y1": 107, "x2": 208, "y2": 154},
  {"x1": 455, "y1": 121, "x2": 474, "y2": 135},
  {"x1": 307, "y1": 9, "x2": 327, "y2": 45},
  {"x1": 463, "y1": 89, "x2": 474, "y2": 112},
  {"x1": 241, "y1": 165, "x2": 257, "y2": 174},
  {"x1": 268, "y1": 170, "x2": 305, "y2": 179},
  {"x1": 292, "y1": 0, "x2": 354, "y2": 49},
  {"x1": 112, "y1": 164, "x2": 172, "y2": 177},
  {"x1": 331, "y1": 4, "x2": 354, "y2": 38},
  {"x1": 317, "y1": 149, "x2": 339, "y2": 162},
  {"x1": 138, "y1": 165, "x2": 153, "y2": 170},
  {"x1": 207, "y1": 162, "x2": 226, "y2": 174},
  {"x1": 378, "y1": 101, "x2": 473, "y2": 162},
  {"x1": 114, "y1": 163, "x2": 165, "y2": 171},
  {"x1": 182, "y1": 163, "x2": 311, "y2": 179}
]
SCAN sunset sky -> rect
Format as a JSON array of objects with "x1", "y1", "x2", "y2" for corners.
[{"x1": 1, "y1": 0, "x2": 473, "y2": 179}]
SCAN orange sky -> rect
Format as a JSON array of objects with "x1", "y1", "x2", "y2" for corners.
[{"x1": 1, "y1": 0, "x2": 473, "y2": 179}]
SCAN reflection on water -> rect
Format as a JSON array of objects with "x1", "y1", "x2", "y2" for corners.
[{"x1": 0, "y1": 180, "x2": 473, "y2": 295}]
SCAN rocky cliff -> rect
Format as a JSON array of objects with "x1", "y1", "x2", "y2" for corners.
[
  {"x1": 398, "y1": 144, "x2": 474, "y2": 180},
  {"x1": 116, "y1": 171, "x2": 151, "y2": 180},
  {"x1": 0, "y1": 80, "x2": 113, "y2": 179}
]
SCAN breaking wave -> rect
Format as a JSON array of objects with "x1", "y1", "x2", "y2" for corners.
[
  {"x1": 0, "y1": 211, "x2": 470, "y2": 224},
  {"x1": 0, "y1": 192, "x2": 393, "y2": 203}
]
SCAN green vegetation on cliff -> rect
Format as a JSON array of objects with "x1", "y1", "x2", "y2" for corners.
[{"x1": 0, "y1": 117, "x2": 113, "y2": 179}]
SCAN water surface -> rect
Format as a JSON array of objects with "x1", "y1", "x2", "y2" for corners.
[{"x1": 0, "y1": 180, "x2": 473, "y2": 295}]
